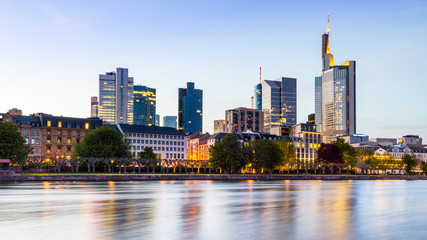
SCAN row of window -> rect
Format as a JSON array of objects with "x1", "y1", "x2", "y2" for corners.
[
  {"x1": 22, "y1": 130, "x2": 40, "y2": 136},
  {"x1": 46, "y1": 120, "x2": 90, "y2": 129},
  {"x1": 25, "y1": 138, "x2": 40, "y2": 145},
  {"x1": 46, "y1": 146, "x2": 72, "y2": 154},
  {"x1": 131, "y1": 139, "x2": 184, "y2": 146},
  {"x1": 132, "y1": 146, "x2": 184, "y2": 152},
  {"x1": 126, "y1": 133, "x2": 184, "y2": 140}
]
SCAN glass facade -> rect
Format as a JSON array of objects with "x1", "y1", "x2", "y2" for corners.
[
  {"x1": 253, "y1": 83, "x2": 262, "y2": 110},
  {"x1": 178, "y1": 82, "x2": 203, "y2": 133},
  {"x1": 98, "y1": 73, "x2": 116, "y2": 124},
  {"x1": 163, "y1": 116, "x2": 177, "y2": 129},
  {"x1": 280, "y1": 77, "x2": 297, "y2": 127},
  {"x1": 315, "y1": 76, "x2": 322, "y2": 131},
  {"x1": 262, "y1": 80, "x2": 282, "y2": 133},
  {"x1": 133, "y1": 85, "x2": 156, "y2": 126}
]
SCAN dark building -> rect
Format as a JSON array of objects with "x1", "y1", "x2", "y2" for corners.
[
  {"x1": 178, "y1": 82, "x2": 203, "y2": 133},
  {"x1": 133, "y1": 85, "x2": 156, "y2": 126}
]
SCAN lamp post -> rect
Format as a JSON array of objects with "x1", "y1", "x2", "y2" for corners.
[
  {"x1": 47, "y1": 159, "x2": 50, "y2": 173},
  {"x1": 111, "y1": 160, "x2": 114, "y2": 173}
]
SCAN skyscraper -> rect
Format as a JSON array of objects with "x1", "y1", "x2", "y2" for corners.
[
  {"x1": 163, "y1": 116, "x2": 177, "y2": 129},
  {"x1": 133, "y1": 85, "x2": 156, "y2": 126},
  {"x1": 262, "y1": 77, "x2": 297, "y2": 134},
  {"x1": 178, "y1": 82, "x2": 203, "y2": 133},
  {"x1": 225, "y1": 107, "x2": 263, "y2": 133},
  {"x1": 155, "y1": 114, "x2": 160, "y2": 126},
  {"x1": 317, "y1": 16, "x2": 356, "y2": 142},
  {"x1": 98, "y1": 68, "x2": 134, "y2": 124},
  {"x1": 314, "y1": 76, "x2": 322, "y2": 130},
  {"x1": 253, "y1": 83, "x2": 262, "y2": 110}
]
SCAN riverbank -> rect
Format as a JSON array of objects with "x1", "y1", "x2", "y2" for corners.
[{"x1": 1, "y1": 173, "x2": 427, "y2": 181}]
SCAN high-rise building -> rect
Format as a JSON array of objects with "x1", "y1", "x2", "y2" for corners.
[
  {"x1": 163, "y1": 116, "x2": 177, "y2": 129},
  {"x1": 225, "y1": 107, "x2": 263, "y2": 133},
  {"x1": 91, "y1": 97, "x2": 98, "y2": 118},
  {"x1": 98, "y1": 68, "x2": 134, "y2": 124},
  {"x1": 178, "y1": 82, "x2": 203, "y2": 133},
  {"x1": 155, "y1": 114, "x2": 160, "y2": 126},
  {"x1": 314, "y1": 76, "x2": 322, "y2": 130},
  {"x1": 253, "y1": 83, "x2": 262, "y2": 110},
  {"x1": 213, "y1": 120, "x2": 226, "y2": 133},
  {"x1": 262, "y1": 77, "x2": 297, "y2": 134},
  {"x1": 133, "y1": 85, "x2": 156, "y2": 126},
  {"x1": 317, "y1": 16, "x2": 356, "y2": 142}
]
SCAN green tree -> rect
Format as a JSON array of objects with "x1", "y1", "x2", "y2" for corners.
[
  {"x1": 316, "y1": 143, "x2": 343, "y2": 163},
  {"x1": 277, "y1": 139, "x2": 296, "y2": 164},
  {"x1": 0, "y1": 122, "x2": 30, "y2": 165},
  {"x1": 139, "y1": 147, "x2": 156, "y2": 159},
  {"x1": 402, "y1": 154, "x2": 418, "y2": 174},
  {"x1": 421, "y1": 162, "x2": 427, "y2": 173},
  {"x1": 74, "y1": 126, "x2": 131, "y2": 158},
  {"x1": 241, "y1": 142, "x2": 254, "y2": 172},
  {"x1": 253, "y1": 139, "x2": 283, "y2": 174},
  {"x1": 209, "y1": 134, "x2": 243, "y2": 173},
  {"x1": 332, "y1": 138, "x2": 356, "y2": 163}
]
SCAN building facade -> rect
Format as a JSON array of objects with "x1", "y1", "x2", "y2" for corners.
[
  {"x1": 163, "y1": 116, "x2": 177, "y2": 129},
  {"x1": 262, "y1": 80, "x2": 282, "y2": 133},
  {"x1": 314, "y1": 76, "x2": 322, "y2": 130},
  {"x1": 317, "y1": 18, "x2": 356, "y2": 142},
  {"x1": 118, "y1": 124, "x2": 187, "y2": 159},
  {"x1": 253, "y1": 83, "x2": 262, "y2": 110},
  {"x1": 290, "y1": 123, "x2": 323, "y2": 162},
  {"x1": 225, "y1": 107, "x2": 263, "y2": 133},
  {"x1": 91, "y1": 97, "x2": 98, "y2": 118},
  {"x1": 178, "y1": 82, "x2": 203, "y2": 133},
  {"x1": 213, "y1": 120, "x2": 226, "y2": 133},
  {"x1": 98, "y1": 68, "x2": 134, "y2": 124},
  {"x1": 133, "y1": 85, "x2": 156, "y2": 126}
]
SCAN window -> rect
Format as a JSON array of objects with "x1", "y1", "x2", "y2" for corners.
[
  {"x1": 137, "y1": 134, "x2": 140, "y2": 137},
  {"x1": 47, "y1": 137, "x2": 51, "y2": 144},
  {"x1": 47, "y1": 120, "x2": 51, "y2": 127},
  {"x1": 31, "y1": 139, "x2": 35, "y2": 144},
  {"x1": 47, "y1": 147, "x2": 51, "y2": 154},
  {"x1": 57, "y1": 138, "x2": 62, "y2": 144},
  {"x1": 36, "y1": 139, "x2": 40, "y2": 145},
  {"x1": 137, "y1": 140, "x2": 140, "y2": 144},
  {"x1": 36, "y1": 130, "x2": 40, "y2": 135},
  {"x1": 150, "y1": 140, "x2": 153, "y2": 144},
  {"x1": 31, "y1": 130, "x2": 35, "y2": 135},
  {"x1": 166, "y1": 147, "x2": 169, "y2": 151},
  {"x1": 154, "y1": 140, "x2": 157, "y2": 144},
  {"x1": 23, "y1": 130, "x2": 28, "y2": 135},
  {"x1": 58, "y1": 121, "x2": 62, "y2": 128},
  {"x1": 133, "y1": 139, "x2": 136, "y2": 143},
  {"x1": 58, "y1": 147, "x2": 62, "y2": 153},
  {"x1": 85, "y1": 123, "x2": 89, "y2": 129},
  {"x1": 162, "y1": 147, "x2": 165, "y2": 151},
  {"x1": 67, "y1": 138, "x2": 71, "y2": 144}
]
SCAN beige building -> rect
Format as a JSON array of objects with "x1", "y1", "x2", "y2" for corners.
[
  {"x1": 213, "y1": 120, "x2": 226, "y2": 133},
  {"x1": 225, "y1": 107, "x2": 263, "y2": 133}
]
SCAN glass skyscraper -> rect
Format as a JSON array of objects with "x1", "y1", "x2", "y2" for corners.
[
  {"x1": 178, "y1": 82, "x2": 203, "y2": 133},
  {"x1": 280, "y1": 77, "x2": 297, "y2": 127},
  {"x1": 133, "y1": 85, "x2": 156, "y2": 126},
  {"x1": 314, "y1": 76, "x2": 322, "y2": 131},
  {"x1": 317, "y1": 18, "x2": 356, "y2": 142},
  {"x1": 98, "y1": 68, "x2": 134, "y2": 124},
  {"x1": 163, "y1": 116, "x2": 177, "y2": 129},
  {"x1": 253, "y1": 83, "x2": 262, "y2": 110}
]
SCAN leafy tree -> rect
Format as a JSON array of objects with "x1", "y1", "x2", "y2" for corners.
[
  {"x1": 277, "y1": 138, "x2": 296, "y2": 164},
  {"x1": 332, "y1": 138, "x2": 356, "y2": 163},
  {"x1": 74, "y1": 126, "x2": 131, "y2": 158},
  {"x1": 316, "y1": 143, "x2": 343, "y2": 163},
  {"x1": 241, "y1": 142, "x2": 254, "y2": 172},
  {"x1": 421, "y1": 162, "x2": 427, "y2": 173},
  {"x1": 0, "y1": 122, "x2": 30, "y2": 165},
  {"x1": 139, "y1": 147, "x2": 156, "y2": 159},
  {"x1": 253, "y1": 139, "x2": 283, "y2": 174},
  {"x1": 209, "y1": 134, "x2": 243, "y2": 173},
  {"x1": 402, "y1": 154, "x2": 418, "y2": 174}
]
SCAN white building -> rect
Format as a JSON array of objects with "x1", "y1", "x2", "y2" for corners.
[{"x1": 117, "y1": 124, "x2": 187, "y2": 159}]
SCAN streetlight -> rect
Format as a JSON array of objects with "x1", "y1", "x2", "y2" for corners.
[
  {"x1": 46, "y1": 159, "x2": 50, "y2": 173},
  {"x1": 111, "y1": 160, "x2": 114, "y2": 173}
]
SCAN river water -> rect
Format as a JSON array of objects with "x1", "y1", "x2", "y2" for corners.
[{"x1": 0, "y1": 180, "x2": 426, "y2": 240}]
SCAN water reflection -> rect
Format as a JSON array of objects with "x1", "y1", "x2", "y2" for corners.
[{"x1": 0, "y1": 180, "x2": 427, "y2": 239}]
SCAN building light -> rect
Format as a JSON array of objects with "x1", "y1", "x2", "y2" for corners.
[
  {"x1": 47, "y1": 120, "x2": 51, "y2": 127},
  {"x1": 58, "y1": 121, "x2": 62, "y2": 128},
  {"x1": 85, "y1": 123, "x2": 89, "y2": 129}
]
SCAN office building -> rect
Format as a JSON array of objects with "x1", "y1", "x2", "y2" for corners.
[
  {"x1": 133, "y1": 85, "x2": 156, "y2": 126},
  {"x1": 117, "y1": 124, "x2": 187, "y2": 159},
  {"x1": 314, "y1": 76, "x2": 322, "y2": 130},
  {"x1": 178, "y1": 82, "x2": 203, "y2": 133},
  {"x1": 262, "y1": 77, "x2": 297, "y2": 134},
  {"x1": 225, "y1": 107, "x2": 263, "y2": 133},
  {"x1": 213, "y1": 120, "x2": 226, "y2": 133},
  {"x1": 98, "y1": 68, "x2": 134, "y2": 124},
  {"x1": 290, "y1": 123, "x2": 322, "y2": 162},
  {"x1": 317, "y1": 17, "x2": 356, "y2": 142},
  {"x1": 155, "y1": 114, "x2": 160, "y2": 126},
  {"x1": 163, "y1": 116, "x2": 177, "y2": 129},
  {"x1": 398, "y1": 135, "x2": 423, "y2": 145},
  {"x1": 252, "y1": 83, "x2": 262, "y2": 110},
  {"x1": 91, "y1": 97, "x2": 98, "y2": 118}
]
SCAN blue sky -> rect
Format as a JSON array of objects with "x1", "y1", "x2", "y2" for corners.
[{"x1": 1, "y1": 0, "x2": 426, "y2": 139}]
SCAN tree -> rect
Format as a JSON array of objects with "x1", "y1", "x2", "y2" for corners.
[
  {"x1": 241, "y1": 142, "x2": 254, "y2": 172},
  {"x1": 209, "y1": 134, "x2": 243, "y2": 173},
  {"x1": 277, "y1": 139, "x2": 296, "y2": 174},
  {"x1": 139, "y1": 147, "x2": 156, "y2": 159},
  {"x1": 402, "y1": 154, "x2": 418, "y2": 174},
  {"x1": 316, "y1": 143, "x2": 343, "y2": 163},
  {"x1": 0, "y1": 122, "x2": 30, "y2": 165},
  {"x1": 332, "y1": 138, "x2": 356, "y2": 164},
  {"x1": 74, "y1": 126, "x2": 131, "y2": 158},
  {"x1": 421, "y1": 162, "x2": 427, "y2": 173},
  {"x1": 253, "y1": 139, "x2": 283, "y2": 174}
]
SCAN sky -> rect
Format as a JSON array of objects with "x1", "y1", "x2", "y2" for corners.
[{"x1": 0, "y1": 0, "x2": 426, "y2": 139}]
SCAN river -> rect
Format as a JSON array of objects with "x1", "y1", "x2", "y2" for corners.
[{"x1": 0, "y1": 180, "x2": 426, "y2": 240}]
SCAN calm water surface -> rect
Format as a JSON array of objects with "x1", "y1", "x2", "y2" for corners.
[{"x1": 0, "y1": 180, "x2": 426, "y2": 240}]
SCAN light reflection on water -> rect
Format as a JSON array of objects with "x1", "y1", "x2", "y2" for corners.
[{"x1": 0, "y1": 180, "x2": 426, "y2": 240}]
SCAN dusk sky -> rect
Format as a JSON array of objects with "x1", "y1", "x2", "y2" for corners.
[{"x1": 1, "y1": 0, "x2": 426, "y2": 139}]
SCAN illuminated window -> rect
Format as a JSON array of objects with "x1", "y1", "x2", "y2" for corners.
[
  {"x1": 58, "y1": 147, "x2": 62, "y2": 153},
  {"x1": 58, "y1": 138, "x2": 62, "y2": 144},
  {"x1": 47, "y1": 147, "x2": 51, "y2": 154},
  {"x1": 58, "y1": 121, "x2": 62, "y2": 128},
  {"x1": 67, "y1": 138, "x2": 71, "y2": 144},
  {"x1": 47, "y1": 121, "x2": 51, "y2": 127},
  {"x1": 47, "y1": 138, "x2": 51, "y2": 144},
  {"x1": 85, "y1": 123, "x2": 89, "y2": 129}
]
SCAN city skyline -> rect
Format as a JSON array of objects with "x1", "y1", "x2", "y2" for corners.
[{"x1": 1, "y1": 1, "x2": 426, "y2": 139}]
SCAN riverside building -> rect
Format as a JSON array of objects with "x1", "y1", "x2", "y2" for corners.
[
  {"x1": 178, "y1": 82, "x2": 203, "y2": 133},
  {"x1": 117, "y1": 124, "x2": 187, "y2": 159},
  {"x1": 133, "y1": 85, "x2": 156, "y2": 126}
]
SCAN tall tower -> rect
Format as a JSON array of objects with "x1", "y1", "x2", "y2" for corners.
[
  {"x1": 98, "y1": 68, "x2": 134, "y2": 124},
  {"x1": 253, "y1": 66, "x2": 262, "y2": 110},
  {"x1": 317, "y1": 16, "x2": 356, "y2": 142},
  {"x1": 133, "y1": 85, "x2": 156, "y2": 126},
  {"x1": 178, "y1": 82, "x2": 203, "y2": 133}
]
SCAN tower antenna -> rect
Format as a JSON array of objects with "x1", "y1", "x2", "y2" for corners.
[{"x1": 327, "y1": 14, "x2": 330, "y2": 35}]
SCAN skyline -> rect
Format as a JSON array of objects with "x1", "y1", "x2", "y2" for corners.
[{"x1": 1, "y1": 1, "x2": 427, "y2": 139}]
